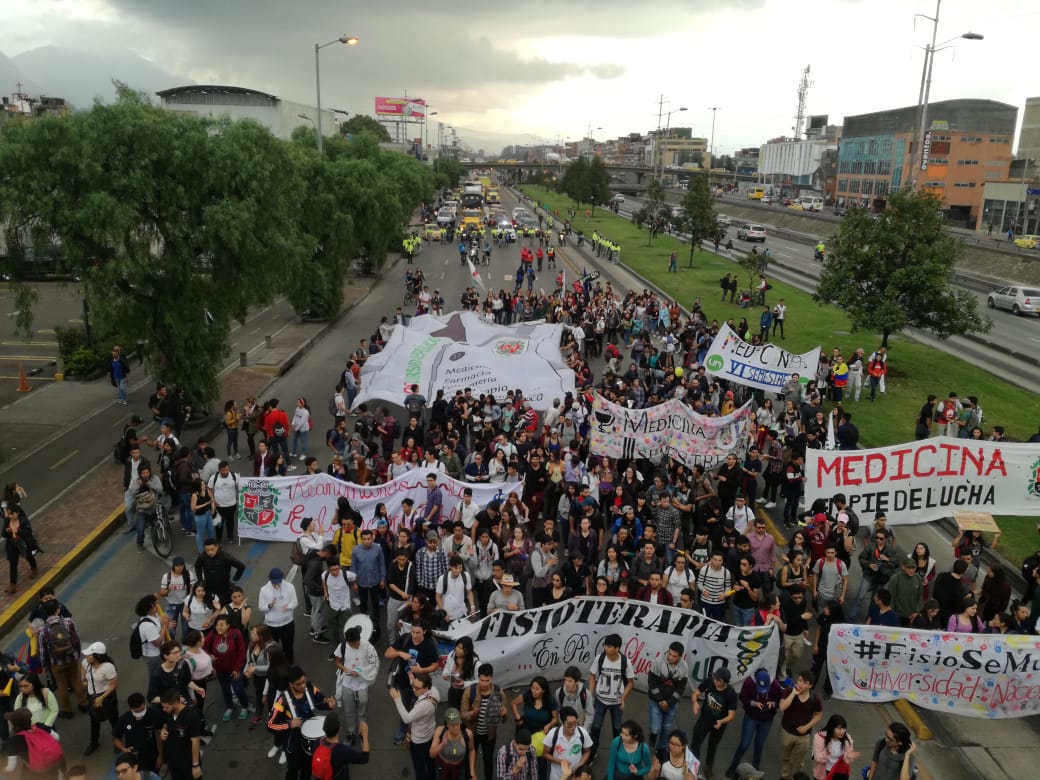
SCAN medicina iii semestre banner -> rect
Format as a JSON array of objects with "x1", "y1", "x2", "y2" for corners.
[
  {"x1": 235, "y1": 470, "x2": 522, "y2": 542},
  {"x1": 353, "y1": 311, "x2": 575, "y2": 412},
  {"x1": 827, "y1": 624, "x2": 1040, "y2": 718},
  {"x1": 589, "y1": 393, "x2": 752, "y2": 468},
  {"x1": 442, "y1": 597, "x2": 779, "y2": 691},
  {"x1": 805, "y1": 437, "x2": 1040, "y2": 523},
  {"x1": 703, "y1": 323, "x2": 820, "y2": 392}
]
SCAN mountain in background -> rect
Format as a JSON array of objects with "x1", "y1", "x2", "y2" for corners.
[{"x1": 4, "y1": 46, "x2": 191, "y2": 108}]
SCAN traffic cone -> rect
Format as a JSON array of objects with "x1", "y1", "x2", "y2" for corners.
[{"x1": 16, "y1": 363, "x2": 31, "y2": 393}]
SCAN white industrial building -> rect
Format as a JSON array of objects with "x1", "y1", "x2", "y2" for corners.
[
  {"x1": 156, "y1": 85, "x2": 337, "y2": 141},
  {"x1": 758, "y1": 138, "x2": 834, "y2": 188}
]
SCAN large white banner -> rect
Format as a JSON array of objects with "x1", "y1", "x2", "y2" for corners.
[
  {"x1": 828, "y1": 624, "x2": 1040, "y2": 718},
  {"x1": 354, "y1": 311, "x2": 575, "y2": 411},
  {"x1": 443, "y1": 597, "x2": 779, "y2": 691},
  {"x1": 235, "y1": 471, "x2": 522, "y2": 541},
  {"x1": 704, "y1": 323, "x2": 820, "y2": 393},
  {"x1": 806, "y1": 437, "x2": 1040, "y2": 524},
  {"x1": 589, "y1": 393, "x2": 751, "y2": 468}
]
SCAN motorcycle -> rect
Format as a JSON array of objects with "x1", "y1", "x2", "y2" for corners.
[{"x1": 813, "y1": 248, "x2": 825, "y2": 262}]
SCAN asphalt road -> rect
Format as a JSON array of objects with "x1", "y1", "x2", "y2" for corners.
[{"x1": 619, "y1": 193, "x2": 1040, "y2": 391}]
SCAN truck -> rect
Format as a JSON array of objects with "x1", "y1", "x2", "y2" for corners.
[
  {"x1": 486, "y1": 188, "x2": 500, "y2": 205},
  {"x1": 461, "y1": 209, "x2": 483, "y2": 233},
  {"x1": 478, "y1": 176, "x2": 492, "y2": 194}
]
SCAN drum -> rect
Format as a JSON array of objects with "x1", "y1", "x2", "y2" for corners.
[
  {"x1": 300, "y1": 716, "x2": 326, "y2": 755},
  {"x1": 344, "y1": 612, "x2": 375, "y2": 642}
]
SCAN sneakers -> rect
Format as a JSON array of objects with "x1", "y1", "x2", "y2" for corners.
[
  {"x1": 137, "y1": 545, "x2": 144, "y2": 554},
  {"x1": 279, "y1": 752, "x2": 287, "y2": 765},
  {"x1": 238, "y1": 707, "x2": 249, "y2": 720},
  {"x1": 222, "y1": 709, "x2": 233, "y2": 722},
  {"x1": 313, "y1": 635, "x2": 330, "y2": 645},
  {"x1": 755, "y1": 497, "x2": 767, "y2": 504},
  {"x1": 765, "y1": 502, "x2": 776, "y2": 509},
  {"x1": 249, "y1": 715, "x2": 262, "y2": 729},
  {"x1": 267, "y1": 746, "x2": 280, "y2": 759},
  {"x1": 299, "y1": 455, "x2": 306, "y2": 461}
]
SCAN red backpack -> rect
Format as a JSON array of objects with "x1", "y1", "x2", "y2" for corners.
[
  {"x1": 311, "y1": 738, "x2": 335, "y2": 780},
  {"x1": 21, "y1": 726, "x2": 65, "y2": 772}
]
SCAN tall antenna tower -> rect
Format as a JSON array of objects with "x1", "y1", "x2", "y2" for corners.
[{"x1": 793, "y1": 64, "x2": 813, "y2": 139}]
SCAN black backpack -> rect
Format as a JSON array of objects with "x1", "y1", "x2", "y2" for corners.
[
  {"x1": 129, "y1": 617, "x2": 150, "y2": 660},
  {"x1": 45, "y1": 620, "x2": 75, "y2": 659}
]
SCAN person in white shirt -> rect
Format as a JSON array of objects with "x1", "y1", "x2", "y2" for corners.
[
  {"x1": 290, "y1": 397, "x2": 311, "y2": 460},
  {"x1": 207, "y1": 462, "x2": 240, "y2": 544},
  {"x1": 436, "y1": 557, "x2": 475, "y2": 623},
  {"x1": 133, "y1": 595, "x2": 169, "y2": 676},
  {"x1": 322, "y1": 558, "x2": 357, "y2": 649},
  {"x1": 441, "y1": 522, "x2": 475, "y2": 564},
  {"x1": 725, "y1": 497, "x2": 755, "y2": 535},
  {"x1": 258, "y1": 568, "x2": 299, "y2": 663},
  {"x1": 333, "y1": 625, "x2": 379, "y2": 742},
  {"x1": 543, "y1": 706, "x2": 593, "y2": 780},
  {"x1": 458, "y1": 490, "x2": 480, "y2": 533},
  {"x1": 388, "y1": 452, "x2": 412, "y2": 481}
]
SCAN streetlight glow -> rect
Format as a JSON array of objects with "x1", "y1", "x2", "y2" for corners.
[{"x1": 314, "y1": 34, "x2": 360, "y2": 154}]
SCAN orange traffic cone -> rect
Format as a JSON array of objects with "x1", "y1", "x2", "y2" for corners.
[{"x1": 16, "y1": 363, "x2": 31, "y2": 393}]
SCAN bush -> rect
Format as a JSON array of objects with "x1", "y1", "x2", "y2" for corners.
[{"x1": 63, "y1": 347, "x2": 108, "y2": 377}]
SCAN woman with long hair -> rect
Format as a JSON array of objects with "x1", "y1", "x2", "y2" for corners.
[
  {"x1": 290, "y1": 397, "x2": 311, "y2": 460},
  {"x1": 866, "y1": 722, "x2": 915, "y2": 780},
  {"x1": 607, "y1": 719, "x2": 653, "y2": 780},
  {"x1": 812, "y1": 713, "x2": 859, "y2": 780},
  {"x1": 223, "y1": 399, "x2": 240, "y2": 459},
  {"x1": 910, "y1": 542, "x2": 937, "y2": 600},
  {"x1": 647, "y1": 730, "x2": 697, "y2": 780},
  {"x1": 189, "y1": 477, "x2": 215, "y2": 555},
  {"x1": 159, "y1": 556, "x2": 194, "y2": 640},
  {"x1": 978, "y1": 564, "x2": 1012, "y2": 623},
  {"x1": 244, "y1": 624, "x2": 278, "y2": 728},
  {"x1": 597, "y1": 545, "x2": 629, "y2": 593},
  {"x1": 14, "y1": 673, "x2": 58, "y2": 728},
  {"x1": 442, "y1": 636, "x2": 479, "y2": 710},
  {"x1": 948, "y1": 596, "x2": 985, "y2": 634},
  {"x1": 511, "y1": 675, "x2": 558, "y2": 736}
]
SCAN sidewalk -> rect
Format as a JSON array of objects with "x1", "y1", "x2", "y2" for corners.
[{"x1": 0, "y1": 278, "x2": 373, "y2": 634}]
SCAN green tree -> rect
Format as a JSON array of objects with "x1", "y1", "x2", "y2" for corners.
[
  {"x1": 10, "y1": 281, "x2": 39, "y2": 339},
  {"x1": 434, "y1": 156, "x2": 465, "y2": 189},
  {"x1": 672, "y1": 174, "x2": 717, "y2": 267},
  {"x1": 559, "y1": 157, "x2": 590, "y2": 205},
  {"x1": 815, "y1": 188, "x2": 991, "y2": 347},
  {"x1": 341, "y1": 114, "x2": 391, "y2": 142},
  {"x1": 634, "y1": 180, "x2": 668, "y2": 245}
]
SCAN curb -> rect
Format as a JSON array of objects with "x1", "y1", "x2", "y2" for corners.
[
  {"x1": 893, "y1": 699, "x2": 935, "y2": 741},
  {"x1": 0, "y1": 279, "x2": 379, "y2": 640}
]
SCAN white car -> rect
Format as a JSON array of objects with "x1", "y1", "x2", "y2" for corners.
[
  {"x1": 717, "y1": 214, "x2": 732, "y2": 227},
  {"x1": 987, "y1": 286, "x2": 1040, "y2": 316},
  {"x1": 611, "y1": 194, "x2": 625, "y2": 203},
  {"x1": 737, "y1": 224, "x2": 767, "y2": 242},
  {"x1": 497, "y1": 221, "x2": 517, "y2": 241}
]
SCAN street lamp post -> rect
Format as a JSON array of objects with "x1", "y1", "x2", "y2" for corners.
[
  {"x1": 423, "y1": 110, "x2": 438, "y2": 164},
  {"x1": 910, "y1": 1, "x2": 982, "y2": 187},
  {"x1": 708, "y1": 107, "x2": 721, "y2": 168},
  {"x1": 314, "y1": 34, "x2": 358, "y2": 154}
]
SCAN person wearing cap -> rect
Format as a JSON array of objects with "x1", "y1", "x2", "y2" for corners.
[
  {"x1": 488, "y1": 574, "x2": 525, "y2": 614},
  {"x1": 689, "y1": 667, "x2": 737, "y2": 778},
  {"x1": 778, "y1": 671, "x2": 823, "y2": 779},
  {"x1": 429, "y1": 706, "x2": 476, "y2": 780},
  {"x1": 886, "y1": 557, "x2": 925, "y2": 626},
  {"x1": 334, "y1": 625, "x2": 379, "y2": 744},
  {"x1": 496, "y1": 728, "x2": 538, "y2": 780},
  {"x1": 258, "y1": 567, "x2": 299, "y2": 664},
  {"x1": 724, "y1": 669, "x2": 783, "y2": 778},
  {"x1": 81, "y1": 641, "x2": 118, "y2": 755}
]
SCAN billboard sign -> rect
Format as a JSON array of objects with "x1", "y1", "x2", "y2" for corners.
[{"x1": 375, "y1": 97, "x2": 426, "y2": 118}]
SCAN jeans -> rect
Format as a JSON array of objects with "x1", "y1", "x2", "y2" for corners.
[
  {"x1": 136, "y1": 510, "x2": 156, "y2": 548},
  {"x1": 772, "y1": 318, "x2": 785, "y2": 338},
  {"x1": 117, "y1": 377, "x2": 128, "y2": 402},
  {"x1": 268, "y1": 621, "x2": 295, "y2": 664},
  {"x1": 689, "y1": 715, "x2": 727, "y2": 770},
  {"x1": 178, "y1": 492, "x2": 194, "y2": 533},
  {"x1": 194, "y1": 512, "x2": 215, "y2": 554},
  {"x1": 356, "y1": 585, "x2": 382, "y2": 640},
  {"x1": 701, "y1": 601, "x2": 727, "y2": 622},
  {"x1": 290, "y1": 430, "x2": 308, "y2": 457},
  {"x1": 869, "y1": 375, "x2": 881, "y2": 401},
  {"x1": 782, "y1": 490, "x2": 802, "y2": 526},
  {"x1": 848, "y1": 573, "x2": 876, "y2": 622},
  {"x1": 733, "y1": 605, "x2": 755, "y2": 627},
  {"x1": 271, "y1": 435, "x2": 290, "y2": 463},
  {"x1": 726, "y1": 715, "x2": 775, "y2": 772},
  {"x1": 647, "y1": 701, "x2": 678, "y2": 750},
  {"x1": 589, "y1": 699, "x2": 622, "y2": 753},
  {"x1": 215, "y1": 505, "x2": 237, "y2": 544},
  {"x1": 225, "y1": 428, "x2": 239, "y2": 458},
  {"x1": 216, "y1": 670, "x2": 249, "y2": 711},
  {"x1": 474, "y1": 732, "x2": 497, "y2": 780}
]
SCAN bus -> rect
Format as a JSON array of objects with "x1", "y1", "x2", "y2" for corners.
[
  {"x1": 747, "y1": 187, "x2": 765, "y2": 200},
  {"x1": 798, "y1": 196, "x2": 824, "y2": 212}
]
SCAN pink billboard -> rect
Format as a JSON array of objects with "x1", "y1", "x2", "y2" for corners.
[{"x1": 374, "y1": 97, "x2": 426, "y2": 118}]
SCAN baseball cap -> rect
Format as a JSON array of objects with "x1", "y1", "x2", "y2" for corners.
[
  {"x1": 813, "y1": 512, "x2": 827, "y2": 524},
  {"x1": 736, "y1": 764, "x2": 765, "y2": 780},
  {"x1": 754, "y1": 669, "x2": 771, "y2": 693},
  {"x1": 621, "y1": 505, "x2": 633, "y2": 514},
  {"x1": 172, "y1": 556, "x2": 186, "y2": 567},
  {"x1": 714, "y1": 667, "x2": 731, "y2": 683},
  {"x1": 269, "y1": 568, "x2": 284, "y2": 584},
  {"x1": 444, "y1": 708, "x2": 462, "y2": 725},
  {"x1": 426, "y1": 530, "x2": 439, "y2": 541},
  {"x1": 836, "y1": 512, "x2": 849, "y2": 525},
  {"x1": 84, "y1": 642, "x2": 107, "y2": 657},
  {"x1": 902, "y1": 555, "x2": 917, "y2": 568}
]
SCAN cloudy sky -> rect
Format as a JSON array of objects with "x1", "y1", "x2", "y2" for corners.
[{"x1": 3, "y1": 0, "x2": 1037, "y2": 154}]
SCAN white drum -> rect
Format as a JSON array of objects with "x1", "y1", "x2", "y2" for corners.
[
  {"x1": 345, "y1": 612, "x2": 375, "y2": 641},
  {"x1": 300, "y1": 715, "x2": 326, "y2": 755}
]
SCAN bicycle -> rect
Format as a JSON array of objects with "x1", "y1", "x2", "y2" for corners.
[
  {"x1": 151, "y1": 503, "x2": 173, "y2": 557},
  {"x1": 404, "y1": 289, "x2": 415, "y2": 306}
]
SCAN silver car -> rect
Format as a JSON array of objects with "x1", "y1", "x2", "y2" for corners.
[
  {"x1": 737, "y1": 223, "x2": 767, "y2": 242},
  {"x1": 987, "y1": 286, "x2": 1040, "y2": 316}
]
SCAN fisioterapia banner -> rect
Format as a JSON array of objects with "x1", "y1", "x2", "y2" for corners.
[
  {"x1": 354, "y1": 311, "x2": 575, "y2": 412},
  {"x1": 828, "y1": 624, "x2": 1040, "y2": 718},
  {"x1": 448, "y1": 597, "x2": 778, "y2": 691},
  {"x1": 235, "y1": 470, "x2": 521, "y2": 542},
  {"x1": 589, "y1": 393, "x2": 751, "y2": 468},
  {"x1": 806, "y1": 437, "x2": 1040, "y2": 524},
  {"x1": 704, "y1": 323, "x2": 820, "y2": 392}
]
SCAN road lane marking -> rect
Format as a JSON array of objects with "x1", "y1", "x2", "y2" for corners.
[
  {"x1": 49, "y1": 449, "x2": 80, "y2": 470},
  {"x1": 250, "y1": 327, "x2": 260, "y2": 334}
]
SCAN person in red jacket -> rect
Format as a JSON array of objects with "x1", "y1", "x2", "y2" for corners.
[
  {"x1": 203, "y1": 615, "x2": 249, "y2": 721},
  {"x1": 636, "y1": 571, "x2": 673, "y2": 605},
  {"x1": 263, "y1": 398, "x2": 291, "y2": 468}
]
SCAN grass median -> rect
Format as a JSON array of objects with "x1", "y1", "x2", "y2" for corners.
[{"x1": 523, "y1": 185, "x2": 1040, "y2": 564}]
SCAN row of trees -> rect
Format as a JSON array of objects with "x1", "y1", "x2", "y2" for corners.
[{"x1": 0, "y1": 87, "x2": 435, "y2": 405}]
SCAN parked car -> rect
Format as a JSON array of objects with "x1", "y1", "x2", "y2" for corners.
[
  {"x1": 611, "y1": 194, "x2": 625, "y2": 204},
  {"x1": 833, "y1": 206, "x2": 848, "y2": 217},
  {"x1": 1013, "y1": 234, "x2": 1040, "y2": 249},
  {"x1": 717, "y1": 214, "x2": 732, "y2": 227},
  {"x1": 736, "y1": 224, "x2": 768, "y2": 242},
  {"x1": 987, "y1": 286, "x2": 1040, "y2": 316}
]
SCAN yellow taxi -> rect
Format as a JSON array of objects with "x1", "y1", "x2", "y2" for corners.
[{"x1": 1013, "y1": 234, "x2": 1040, "y2": 249}]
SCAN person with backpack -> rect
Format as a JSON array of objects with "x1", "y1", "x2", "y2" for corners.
[
  {"x1": 436, "y1": 556, "x2": 477, "y2": 626},
  {"x1": 543, "y1": 706, "x2": 593, "y2": 780},
  {"x1": 160, "y1": 557, "x2": 195, "y2": 640},
  {"x1": 37, "y1": 599, "x2": 88, "y2": 718},
  {"x1": 311, "y1": 713, "x2": 369, "y2": 780},
  {"x1": 131, "y1": 595, "x2": 170, "y2": 677},
  {"x1": 81, "y1": 642, "x2": 119, "y2": 756},
  {"x1": 207, "y1": 461, "x2": 240, "y2": 545},
  {"x1": 461, "y1": 663, "x2": 506, "y2": 780},
  {"x1": 646, "y1": 642, "x2": 689, "y2": 756},
  {"x1": 125, "y1": 462, "x2": 164, "y2": 556},
  {"x1": 587, "y1": 634, "x2": 633, "y2": 759},
  {"x1": 263, "y1": 398, "x2": 292, "y2": 467},
  {"x1": 1, "y1": 707, "x2": 65, "y2": 777}
]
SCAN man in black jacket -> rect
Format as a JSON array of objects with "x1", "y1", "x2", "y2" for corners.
[{"x1": 194, "y1": 540, "x2": 245, "y2": 608}]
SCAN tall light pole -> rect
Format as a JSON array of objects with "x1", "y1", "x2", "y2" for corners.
[
  {"x1": 910, "y1": 1, "x2": 982, "y2": 187},
  {"x1": 708, "y1": 107, "x2": 721, "y2": 167},
  {"x1": 423, "y1": 110, "x2": 438, "y2": 163},
  {"x1": 314, "y1": 34, "x2": 358, "y2": 154}
]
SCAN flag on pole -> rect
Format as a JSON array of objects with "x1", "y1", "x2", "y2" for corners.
[{"x1": 467, "y1": 257, "x2": 486, "y2": 290}]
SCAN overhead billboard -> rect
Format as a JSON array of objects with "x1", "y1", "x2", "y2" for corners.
[{"x1": 375, "y1": 97, "x2": 426, "y2": 118}]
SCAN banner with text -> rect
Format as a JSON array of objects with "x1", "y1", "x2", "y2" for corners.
[
  {"x1": 374, "y1": 97, "x2": 426, "y2": 117},
  {"x1": 589, "y1": 393, "x2": 751, "y2": 468},
  {"x1": 806, "y1": 437, "x2": 1040, "y2": 524},
  {"x1": 828, "y1": 624, "x2": 1040, "y2": 718},
  {"x1": 447, "y1": 597, "x2": 779, "y2": 691},
  {"x1": 704, "y1": 324, "x2": 820, "y2": 393},
  {"x1": 354, "y1": 311, "x2": 575, "y2": 412},
  {"x1": 236, "y1": 471, "x2": 522, "y2": 542}
]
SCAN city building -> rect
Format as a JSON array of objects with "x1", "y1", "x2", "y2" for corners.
[
  {"x1": 1017, "y1": 96, "x2": 1040, "y2": 162},
  {"x1": 758, "y1": 136, "x2": 835, "y2": 195},
  {"x1": 978, "y1": 159, "x2": 1040, "y2": 236},
  {"x1": 836, "y1": 98, "x2": 1017, "y2": 226},
  {"x1": 156, "y1": 84, "x2": 337, "y2": 141},
  {"x1": 734, "y1": 147, "x2": 760, "y2": 176}
]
